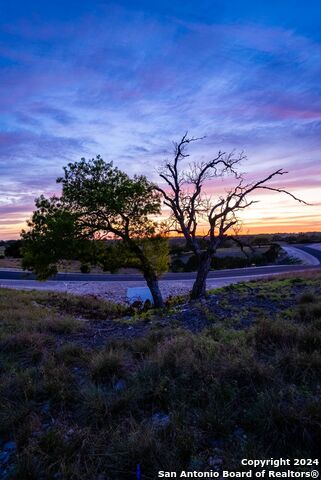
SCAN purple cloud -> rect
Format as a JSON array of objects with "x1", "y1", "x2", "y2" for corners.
[{"x1": 0, "y1": 3, "x2": 321, "y2": 238}]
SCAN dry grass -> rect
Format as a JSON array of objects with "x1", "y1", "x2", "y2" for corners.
[
  {"x1": 0, "y1": 257, "x2": 140, "y2": 273},
  {"x1": 0, "y1": 257, "x2": 22, "y2": 269},
  {"x1": 1, "y1": 273, "x2": 321, "y2": 479},
  {"x1": 259, "y1": 267, "x2": 321, "y2": 282}
]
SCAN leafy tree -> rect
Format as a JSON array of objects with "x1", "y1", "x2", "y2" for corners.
[
  {"x1": 250, "y1": 235, "x2": 270, "y2": 246},
  {"x1": 4, "y1": 240, "x2": 23, "y2": 258},
  {"x1": 22, "y1": 196, "x2": 86, "y2": 279},
  {"x1": 140, "y1": 236, "x2": 169, "y2": 278},
  {"x1": 157, "y1": 134, "x2": 307, "y2": 299},
  {"x1": 22, "y1": 157, "x2": 167, "y2": 307},
  {"x1": 100, "y1": 237, "x2": 169, "y2": 276}
]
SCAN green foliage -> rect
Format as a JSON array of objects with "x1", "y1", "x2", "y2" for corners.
[
  {"x1": 183, "y1": 254, "x2": 199, "y2": 272},
  {"x1": 21, "y1": 196, "x2": 86, "y2": 278},
  {"x1": 139, "y1": 236, "x2": 169, "y2": 277},
  {"x1": 263, "y1": 243, "x2": 281, "y2": 262},
  {"x1": 211, "y1": 255, "x2": 251, "y2": 269},
  {"x1": 4, "y1": 240, "x2": 23, "y2": 258},
  {"x1": 98, "y1": 237, "x2": 169, "y2": 277},
  {"x1": 99, "y1": 241, "x2": 136, "y2": 272},
  {"x1": 21, "y1": 157, "x2": 168, "y2": 293},
  {"x1": 171, "y1": 257, "x2": 185, "y2": 272},
  {"x1": 80, "y1": 263, "x2": 91, "y2": 273},
  {"x1": 57, "y1": 156, "x2": 161, "y2": 239},
  {"x1": 250, "y1": 235, "x2": 270, "y2": 246},
  {"x1": 175, "y1": 244, "x2": 281, "y2": 273}
]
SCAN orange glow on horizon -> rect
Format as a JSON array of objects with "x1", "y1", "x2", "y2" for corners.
[
  {"x1": 1, "y1": 188, "x2": 320, "y2": 240},
  {"x1": 3, "y1": 222, "x2": 321, "y2": 241}
]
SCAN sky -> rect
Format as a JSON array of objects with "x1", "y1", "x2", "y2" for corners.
[{"x1": 1, "y1": 0, "x2": 321, "y2": 239}]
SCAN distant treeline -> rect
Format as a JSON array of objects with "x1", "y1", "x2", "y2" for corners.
[
  {"x1": 171, "y1": 244, "x2": 282, "y2": 272},
  {"x1": 0, "y1": 240, "x2": 23, "y2": 258},
  {"x1": 1, "y1": 232, "x2": 321, "y2": 260}
]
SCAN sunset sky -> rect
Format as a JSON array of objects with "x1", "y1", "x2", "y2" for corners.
[{"x1": 1, "y1": 0, "x2": 321, "y2": 239}]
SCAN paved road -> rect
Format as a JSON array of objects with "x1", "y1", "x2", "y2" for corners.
[
  {"x1": 293, "y1": 244, "x2": 321, "y2": 263},
  {"x1": 0, "y1": 263, "x2": 318, "y2": 282},
  {"x1": 281, "y1": 245, "x2": 320, "y2": 266},
  {"x1": 0, "y1": 244, "x2": 319, "y2": 283}
]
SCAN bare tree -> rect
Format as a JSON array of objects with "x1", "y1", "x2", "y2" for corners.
[{"x1": 156, "y1": 134, "x2": 307, "y2": 300}]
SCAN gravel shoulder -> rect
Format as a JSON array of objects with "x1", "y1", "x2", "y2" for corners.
[{"x1": 0, "y1": 271, "x2": 298, "y2": 304}]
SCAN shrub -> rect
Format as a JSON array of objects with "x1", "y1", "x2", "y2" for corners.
[
  {"x1": 263, "y1": 243, "x2": 280, "y2": 262},
  {"x1": 36, "y1": 316, "x2": 84, "y2": 334},
  {"x1": 253, "y1": 319, "x2": 299, "y2": 351},
  {"x1": 55, "y1": 343, "x2": 88, "y2": 365},
  {"x1": 4, "y1": 240, "x2": 23, "y2": 258},
  {"x1": 0, "y1": 332, "x2": 52, "y2": 364},
  {"x1": 184, "y1": 255, "x2": 199, "y2": 272},
  {"x1": 277, "y1": 349, "x2": 321, "y2": 383},
  {"x1": 90, "y1": 348, "x2": 127, "y2": 383},
  {"x1": 298, "y1": 292, "x2": 316, "y2": 304},
  {"x1": 170, "y1": 258, "x2": 185, "y2": 272},
  {"x1": 39, "y1": 292, "x2": 127, "y2": 319},
  {"x1": 80, "y1": 263, "x2": 91, "y2": 273},
  {"x1": 41, "y1": 359, "x2": 77, "y2": 404},
  {"x1": 297, "y1": 302, "x2": 321, "y2": 322},
  {"x1": 211, "y1": 255, "x2": 251, "y2": 269}
]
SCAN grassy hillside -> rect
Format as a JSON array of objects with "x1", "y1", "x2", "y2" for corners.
[{"x1": 1, "y1": 274, "x2": 321, "y2": 479}]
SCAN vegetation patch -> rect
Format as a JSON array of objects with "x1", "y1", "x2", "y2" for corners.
[{"x1": 0, "y1": 274, "x2": 321, "y2": 479}]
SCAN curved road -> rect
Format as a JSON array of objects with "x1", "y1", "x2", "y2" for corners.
[
  {"x1": 0, "y1": 244, "x2": 319, "y2": 283},
  {"x1": 292, "y1": 244, "x2": 321, "y2": 263}
]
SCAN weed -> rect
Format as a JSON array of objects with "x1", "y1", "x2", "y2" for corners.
[
  {"x1": 55, "y1": 343, "x2": 88, "y2": 365},
  {"x1": 90, "y1": 348, "x2": 128, "y2": 383}
]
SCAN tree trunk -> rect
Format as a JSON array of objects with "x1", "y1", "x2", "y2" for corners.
[
  {"x1": 190, "y1": 254, "x2": 212, "y2": 300},
  {"x1": 144, "y1": 272, "x2": 164, "y2": 308},
  {"x1": 125, "y1": 238, "x2": 165, "y2": 308}
]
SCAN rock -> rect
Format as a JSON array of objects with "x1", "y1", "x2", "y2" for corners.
[
  {"x1": 3, "y1": 441, "x2": 16, "y2": 452},
  {"x1": 40, "y1": 402, "x2": 50, "y2": 414},
  {"x1": 212, "y1": 447, "x2": 224, "y2": 455},
  {"x1": 208, "y1": 455, "x2": 223, "y2": 469},
  {"x1": 233, "y1": 426, "x2": 247, "y2": 440},
  {"x1": 0, "y1": 451, "x2": 10, "y2": 464},
  {"x1": 114, "y1": 380, "x2": 126, "y2": 391},
  {"x1": 151, "y1": 412, "x2": 170, "y2": 428},
  {"x1": 209, "y1": 438, "x2": 224, "y2": 449},
  {"x1": 188, "y1": 458, "x2": 205, "y2": 470}
]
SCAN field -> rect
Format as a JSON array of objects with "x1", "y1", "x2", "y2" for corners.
[
  {"x1": 0, "y1": 258, "x2": 21, "y2": 269},
  {"x1": 0, "y1": 258, "x2": 106, "y2": 273},
  {"x1": 1, "y1": 273, "x2": 321, "y2": 478}
]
